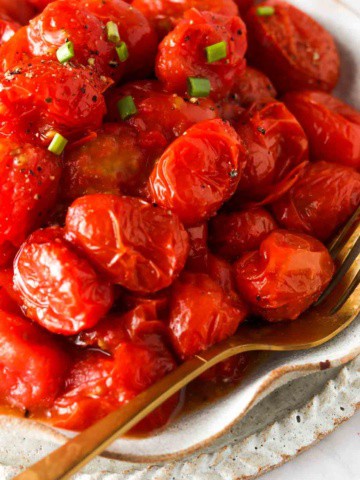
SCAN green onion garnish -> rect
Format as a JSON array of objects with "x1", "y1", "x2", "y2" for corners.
[
  {"x1": 117, "y1": 96, "x2": 137, "y2": 120},
  {"x1": 48, "y1": 133, "x2": 68, "y2": 155},
  {"x1": 187, "y1": 77, "x2": 211, "y2": 98},
  {"x1": 205, "y1": 41, "x2": 227, "y2": 63},
  {"x1": 106, "y1": 21, "x2": 120, "y2": 43},
  {"x1": 256, "y1": 6, "x2": 275, "y2": 16},
  {"x1": 56, "y1": 41, "x2": 75, "y2": 64},
  {"x1": 116, "y1": 42, "x2": 129, "y2": 62}
]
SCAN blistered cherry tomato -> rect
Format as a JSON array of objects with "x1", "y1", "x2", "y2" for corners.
[
  {"x1": 65, "y1": 194, "x2": 189, "y2": 293},
  {"x1": 186, "y1": 223, "x2": 209, "y2": 272},
  {"x1": 232, "y1": 67, "x2": 276, "y2": 107},
  {"x1": 232, "y1": 100, "x2": 308, "y2": 204},
  {"x1": 79, "y1": 0, "x2": 158, "y2": 79},
  {"x1": 133, "y1": 0, "x2": 239, "y2": 39},
  {"x1": 234, "y1": 230, "x2": 334, "y2": 322},
  {"x1": 199, "y1": 353, "x2": 251, "y2": 383},
  {"x1": 27, "y1": 0, "x2": 52, "y2": 10},
  {"x1": 14, "y1": 227, "x2": 114, "y2": 335},
  {"x1": 283, "y1": 91, "x2": 360, "y2": 170},
  {"x1": 156, "y1": 8, "x2": 247, "y2": 100},
  {"x1": 0, "y1": 137, "x2": 61, "y2": 257},
  {"x1": 272, "y1": 162, "x2": 360, "y2": 242},
  {"x1": 246, "y1": 1, "x2": 340, "y2": 93},
  {"x1": 169, "y1": 272, "x2": 247, "y2": 359},
  {"x1": 62, "y1": 123, "x2": 154, "y2": 201},
  {"x1": 209, "y1": 207, "x2": 278, "y2": 260},
  {"x1": 0, "y1": 309, "x2": 70, "y2": 410},
  {"x1": 0, "y1": 11, "x2": 19, "y2": 45},
  {"x1": 149, "y1": 119, "x2": 245, "y2": 225},
  {"x1": 0, "y1": 268, "x2": 22, "y2": 315},
  {"x1": 0, "y1": 58, "x2": 108, "y2": 146},
  {"x1": 0, "y1": 0, "x2": 35, "y2": 24}
]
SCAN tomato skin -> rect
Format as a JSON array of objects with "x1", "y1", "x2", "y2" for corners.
[
  {"x1": 209, "y1": 207, "x2": 278, "y2": 261},
  {"x1": 27, "y1": 0, "x2": 53, "y2": 10},
  {"x1": 0, "y1": 1, "x2": 36, "y2": 24},
  {"x1": 0, "y1": 309, "x2": 70, "y2": 410},
  {"x1": 0, "y1": 59, "x2": 108, "y2": 146},
  {"x1": 0, "y1": 268, "x2": 22, "y2": 315},
  {"x1": 65, "y1": 194, "x2": 189, "y2": 294},
  {"x1": 0, "y1": 11, "x2": 19, "y2": 45},
  {"x1": 132, "y1": 0, "x2": 239, "y2": 39},
  {"x1": 62, "y1": 123, "x2": 154, "y2": 201},
  {"x1": 149, "y1": 119, "x2": 245, "y2": 226},
  {"x1": 0, "y1": 137, "x2": 61, "y2": 255},
  {"x1": 246, "y1": 1, "x2": 340, "y2": 93},
  {"x1": 283, "y1": 91, "x2": 360, "y2": 170},
  {"x1": 232, "y1": 67, "x2": 277, "y2": 107},
  {"x1": 199, "y1": 353, "x2": 251, "y2": 383},
  {"x1": 272, "y1": 162, "x2": 360, "y2": 242},
  {"x1": 169, "y1": 272, "x2": 247, "y2": 360},
  {"x1": 234, "y1": 230, "x2": 334, "y2": 322},
  {"x1": 14, "y1": 227, "x2": 114, "y2": 335},
  {"x1": 186, "y1": 223, "x2": 209, "y2": 272},
  {"x1": 233, "y1": 100, "x2": 308, "y2": 204},
  {"x1": 156, "y1": 8, "x2": 247, "y2": 100}
]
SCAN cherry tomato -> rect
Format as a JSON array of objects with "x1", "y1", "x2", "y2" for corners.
[
  {"x1": 209, "y1": 207, "x2": 278, "y2": 260},
  {"x1": 234, "y1": 230, "x2": 334, "y2": 322},
  {"x1": 168, "y1": 272, "x2": 247, "y2": 359},
  {"x1": 246, "y1": 1, "x2": 340, "y2": 93},
  {"x1": 283, "y1": 91, "x2": 360, "y2": 170},
  {"x1": 272, "y1": 162, "x2": 360, "y2": 242},
  {"x1": 0, "y1": 58, "x2": 108, "y2": 146},
  {"x1": 231, "y1": 67, "x2": 277, "y2": 107},
  {"x1": 27, "y1": 0, "x2": 126, "y2": 82},
  {"x1": 0, "y1": 137, "x2": 61, "y2": 257},
  {"x1": 0, "y1": 309, "x2": 70, "y2": 411},
  {"x1": 27, "y1": 0, "x2": 53, "y2": 10},
  {"x1": 0, "y1": 0, "x2": 36, "y2": 24},
  {"x1": 65, "y1": 194, "x2": 189, "y2": 293},
  {"x1": 14, "y1": 226, "x2": 114, "y2": 335},
  {"x1": 0, "y1": 11, "x2": 19, "y2": 46},
  {"x1": 232, "y1": 100, "x2": 308, "y2": 204},
  {"x1": 0, "y1": 26, "x2": 32, "y2": 72},
  {"x1": 234, "y1": 0, "x2": 253, "y2": 16},
  {"x1": 106, "y1": 80, "x2": 219, "y2": 147},
  {"x1": 149, "y1": 119, "x2": 245, "y2": 226},
  {"x1": 199, "y1": 353, "x2": 251, "y2": 383},
  {"x1": 186, "y1": 223, "x2": 209, "y2": 272},
  {"x1": 0, "y1": 268, "x2": 22, "y2": 315},
  {"x1": 79, "y1": 0, "x2": 158, "y2": 79},
  {"x1": 61, "y1": 123, "x2": 154, "y2": 201},
  {"x1": 132, "y1": 0, "x2": 239, "y2": 39},
  {"x1": 156, "y1": 8, "x2": 247, "y2": 100}
]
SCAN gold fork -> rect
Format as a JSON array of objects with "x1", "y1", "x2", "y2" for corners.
[{"x1": 15, "y1": 207, "x2": 360, "y2": 480}]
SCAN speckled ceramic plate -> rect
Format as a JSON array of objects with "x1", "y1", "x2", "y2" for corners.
[{"x1": 1, "y1": 0, "x2": 359, "y2": 477}]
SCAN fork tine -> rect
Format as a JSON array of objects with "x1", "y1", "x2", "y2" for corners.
[
  {"x1": 330, "y1": 269, "x2": 360, "y2": 314},
  {"x1": 328, "y1": 205, "x2": 360, "y2": 259}
]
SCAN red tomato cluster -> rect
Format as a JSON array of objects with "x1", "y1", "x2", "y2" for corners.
[{"x1": 0, "y1": 0, "x2": 358, "y2": 434}]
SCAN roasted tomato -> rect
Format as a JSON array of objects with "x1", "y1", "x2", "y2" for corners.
[
  {"x1": 156, "y1": 8, "x2": 247, "y2": 100},
  {"x1": 232, "y1": 67, "x2": 277, "y2": 107},
  {"x1": 232, "y1": 100, "x2": 308, "y2": 205},
  {"x1": 149, "y1": 119, "x2": 245, "y2": 226},
  {"x1": 272, "y1": 162, "x2": 360, "y2": 242},
  {"x1": 0, "y1": 268, "x2": 22, "y2": 315},
  {"x1": 209, "y1": 207, "x2": 278, "y2": 260},
  {"x1": 49, "y1": 341, "x2": 179, "y2": 431},
  {"x1": 0, "y1": 11, "x2": 19, "y2": 45},
  {"x1": 106, "y1": 80, "x2": 219, "y2": 147},
  {"x1": 199, "y1": 353, "x2": 251, "y2": 383},
  {"x1": 0, "y1": 0, "x2": 35, "y2": 24},
  {"x1": 65, "y1": 194, "x2": 189, "y2": 293},
  {"x1": 132, "y1": 0, "x2": 239, "y2": 39},
  {"x1": 283, "y1": 91, "x2": 360, "y2": 170},
  {"x1": 246, "y1": 1, "x2": 340, "y2": 93},
  {"x1": 234, "y1": 230, "x2": 334, "y2": 322},
  {"x1": 0, "y1": 59, "x2": 108, "y2": 146},
  {"x1": 168, "y1": 272, "x2": 247, "y2": 359},
  {"x1": 27, "y1": 0, "x2": 126, "y2": 82},
  {"x1": 27, "y1": 0, "x2": 52, "y2": 10},
  {"x1": 61, "y1": 123, "x2": 154, "y2": 201},
  {"x1": 79, "y1": 0, "x2": 158, "y2": 79},
  {"x1": 186, "y1": 223, "x2": 209, "y2": 272},
  {"x1": 14, "y1": 227, "x2": 114, "y2": 335},
  {"x1": 0, "y1": 309, "x2": 70, "y2": 411},
  {"x1": 0, "y1": 137, "x2": 61, "y2": 259}
]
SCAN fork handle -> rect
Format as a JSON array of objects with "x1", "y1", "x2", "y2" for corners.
[{"x1": 15, "y1": 343, "x2": 251, "y2": 480}]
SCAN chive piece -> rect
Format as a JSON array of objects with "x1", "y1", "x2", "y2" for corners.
[
  {"x1": 187, "y1": 77, "x2": 211, "y2": 98},
  {"x1": 117, "y1": 96, "x2": 137, "y2": 120},
  {"x1": 116, "y1": 41, "x2": 129, "y2": 62},
  {"x1": 205, "y1": 41, "x2": 227, "y2": 63},
  {"x1": 106, "y1": 21, "x2": 120, "y2": 43},
  {"x1": 56, "y1": 41, "x2": 75, "y2": 63},
  {"x1": 256, "y1": 6, "x2": 275, "y2": 16},
  {"x1": 48, "y1": 133, "x2": 68, "y2": 156}
]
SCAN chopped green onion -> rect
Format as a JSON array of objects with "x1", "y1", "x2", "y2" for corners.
[
  {"x1": 205, "y1": 41, "x2": 227, "y2": 63},
  {"x1": 187, "y1": 77, "x2": 211, "y2": 98},
  {"x1": 256, "y1": 6, "x2": 275, "y2": 16},
  {"x1": 106, "y1": 21, "x2": 120, "y2": 43},
  {"x1": 48, "y1": 133, "x2": 68, "y2": 156},
  {"x1": 117, "y1": 95, "x2": 137, "y2": 120},
  {"x1": 116, "y1": 41, "x2": 129, "y2": 62},
  {"x1": 56, "y1": 41, "x2": 75, "y2": 63}
]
